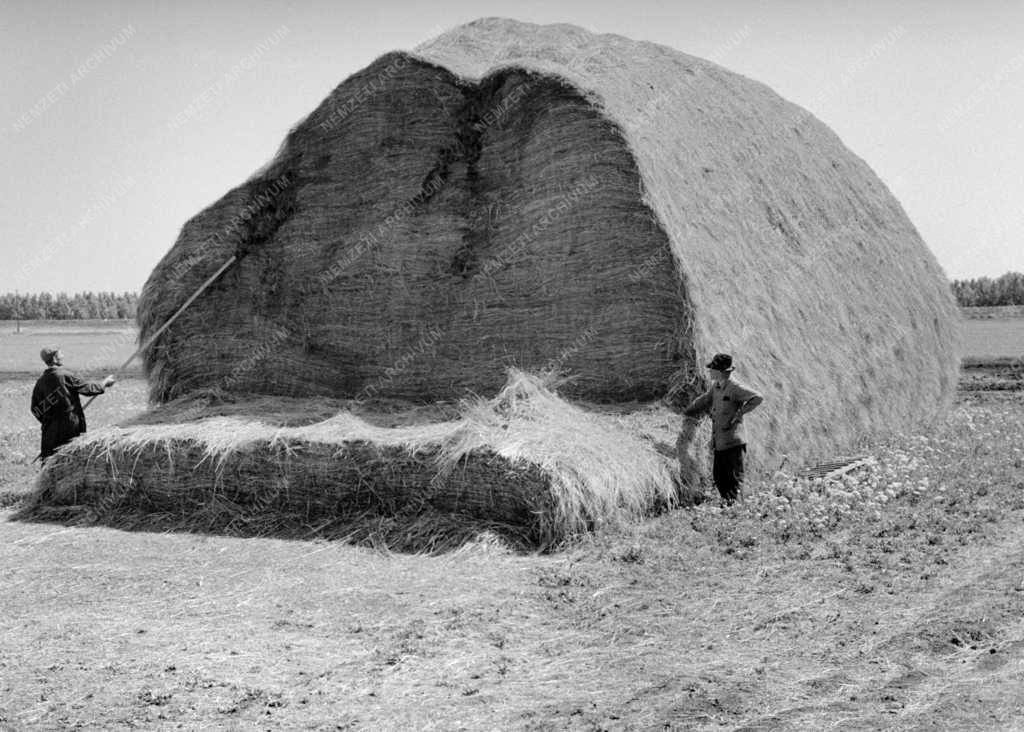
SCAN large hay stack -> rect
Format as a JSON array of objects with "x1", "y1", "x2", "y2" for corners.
[
  {"x1": 138, "y1": 17, "x2": 959, "y2": 465},
  {"x1": 23, "y1": 19, "x2": 961, "y2": 546}
]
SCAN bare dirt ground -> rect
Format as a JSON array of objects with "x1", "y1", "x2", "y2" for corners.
[
  {"x1": 2, "y1": 437, "x2": 1022, "y2": 730},
  {"x1": 1, "y1": 328, "x2": 1022, "y2": 729},
  {"x1": 2, "y1": 389, "x2": 1022, "y2": 729}
]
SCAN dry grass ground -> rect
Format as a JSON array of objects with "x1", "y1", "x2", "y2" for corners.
[{"x1": 1, "y1": 321, "x2": 1023, "y2": 729}]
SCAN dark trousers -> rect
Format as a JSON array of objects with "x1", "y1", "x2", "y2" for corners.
[{"x1": 712, "y1": 444, "x2": 746, "y2": 503}]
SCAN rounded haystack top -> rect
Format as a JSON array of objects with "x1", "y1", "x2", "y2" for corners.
[{"x1": 414, "y1": 17, "x2": 962, "y2": 453}]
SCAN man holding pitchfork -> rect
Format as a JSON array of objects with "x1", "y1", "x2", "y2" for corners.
[{"x1": 30, "y1": 347, "x2": 116, "y2": 463}]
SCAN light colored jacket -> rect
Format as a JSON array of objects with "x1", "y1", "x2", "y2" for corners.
[{"x1": 683, "y1": 378, "x2": 763, "y2": 451}]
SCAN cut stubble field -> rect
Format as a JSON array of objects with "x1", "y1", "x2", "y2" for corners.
[{"x1": 2, "y1": 320, "x2": 1023, "y2": 729}]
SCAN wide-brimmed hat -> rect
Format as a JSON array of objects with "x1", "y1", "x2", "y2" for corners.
[{"x1": 705, "y1": 353, "x2": 735, "y2": 372}]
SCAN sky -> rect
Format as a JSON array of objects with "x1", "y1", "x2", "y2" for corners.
[{"x1": 2, "y1": 0, "x2": 1022, "y2": 294}]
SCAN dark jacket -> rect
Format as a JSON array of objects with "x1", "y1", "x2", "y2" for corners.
[
  {"x1": 683, "y1": 378, "x2": 763, "y2": 451},
  {"x1": 31, "y1": 366, "x2": 105, "y2": 460}
]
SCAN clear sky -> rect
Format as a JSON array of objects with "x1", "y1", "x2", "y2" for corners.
[{"x1": 2, "y1": 0, "x2": 1022, "y2": 293}]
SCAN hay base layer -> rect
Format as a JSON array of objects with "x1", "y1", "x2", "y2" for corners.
[
  {"x1": 18, "y1": 372, "x2": 695, "y2": 551},
  {"x1": 23, "y1": 439, "x2": 551, "y2": 550}
]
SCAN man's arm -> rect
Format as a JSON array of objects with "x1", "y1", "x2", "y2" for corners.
[
  {"x1": 682, "y1": 389, "x2": 712, "y2": 419},
  {"x1": 61, "y1": 371, "x2": 108, "y2": 397},
  {"x1": 729, "y1": 382, "x2": 763, "y2": 424}
]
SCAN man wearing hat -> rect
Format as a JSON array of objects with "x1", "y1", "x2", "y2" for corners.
[
  {"x1": 31, "y1": 348, "x2": 116, "y2": 463},
  {"x1": 680, "y1": 353, "x2": 763, "y2": 503}
]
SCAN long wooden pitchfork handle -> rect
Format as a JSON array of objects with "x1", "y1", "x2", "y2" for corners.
[
  {"x1": 31, "y1": 256, "x2": 239, "y2": 465},
  {"x1": 82, "y1": 255, "x2": 238, "y2": 410}
]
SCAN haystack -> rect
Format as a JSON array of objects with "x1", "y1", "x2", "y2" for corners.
[
  {"x1": 136, "y1": 18, "x2": 959, "y2": 465},
  {"x1": 23, "y1": 19, "x2": 961, "y2": 545}
]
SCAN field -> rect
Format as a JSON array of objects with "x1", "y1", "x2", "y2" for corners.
[
  {"x1": 0, "y1": 320, "x2": 139, "y2": 375},
  {"x1": 961, "y1": 318, "x2": 1024, "y2": 360},
  {"x1": 2, "y1": 320, "x2": 1023, "y2": 729},
  {"x1": 960, "y1": 306, "x2": 1024, "y2": 363}
]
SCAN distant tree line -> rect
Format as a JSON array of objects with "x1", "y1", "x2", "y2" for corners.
[
  {"x1": 0, "y1": 274, "x2": 1020, "y2": 317},
  {"x1": 0, "y1": 292, "x2": 138, "y2": 320},
  {"x1": 951, "y1": 272, "x2": 1024, "y2": 307}
]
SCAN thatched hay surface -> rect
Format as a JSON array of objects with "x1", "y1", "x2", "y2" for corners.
[
  {"x1": 138, "y1": 18, "x2": 960, "y2": 467},
  {"x1": 20, "y1": 372, "x2": 685, "y2": 549},
  {"x1": 140, "y1": 55, "x2": 694, "y2": 407}
]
